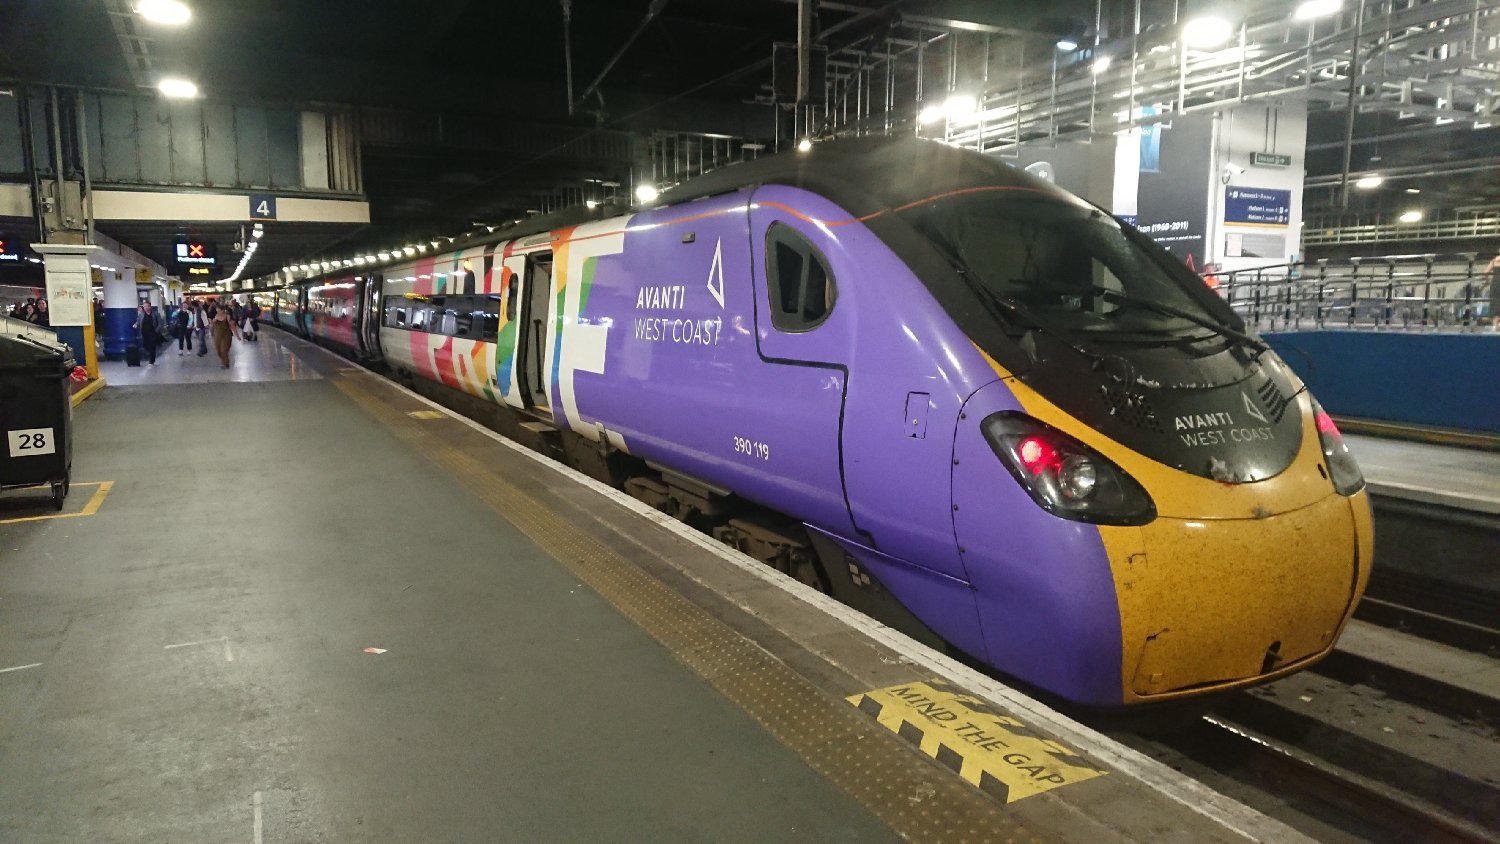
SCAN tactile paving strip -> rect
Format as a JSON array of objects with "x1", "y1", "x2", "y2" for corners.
[{"x1": 332, "y1": 373, "x2": 1041, "y2": 843}]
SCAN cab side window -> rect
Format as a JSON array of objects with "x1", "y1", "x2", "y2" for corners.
[{"x1": 765, "y1": 224, "x2": 836, "y2": 331}]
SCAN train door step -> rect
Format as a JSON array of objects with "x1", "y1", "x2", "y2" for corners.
[{"x1": 515, "y1": 419, "x2": 562, "y2": 455}]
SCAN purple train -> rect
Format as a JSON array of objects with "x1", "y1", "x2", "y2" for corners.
[{"x1": 272, "y1": 136, "x2": 1373, "y2": 707}]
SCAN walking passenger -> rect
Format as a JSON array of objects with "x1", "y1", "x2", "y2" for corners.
[
  {"x1": 210, "y1": 302, "x2": 240, "y2": 368},
  {"x1": 134, "y1": 301, "x2": 161, "y2": 365},
  {"x1": 197, "y1": 300, "x2": 213, "y2": 356},
  {"x1": 175, "y1": 303, "x2": 194, "y2": 354}
]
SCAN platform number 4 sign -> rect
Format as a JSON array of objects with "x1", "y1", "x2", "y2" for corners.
[
  {"x1": 8, "y1": 428, "x2": 56, "y2": 457},
  {"x1": 249, "y1": 194, "x2": 277, "y2": 221}
]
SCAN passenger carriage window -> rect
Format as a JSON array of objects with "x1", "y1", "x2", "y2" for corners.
[
  {"x1": 452, "y1": 306, "x2": 473, "y2": 338},
  {"x1": 765, "y1": 224, "x2": 836, "y2": 331},
  {"x1": 411, "y1": 305, "x2": 430, "y2": 332}
]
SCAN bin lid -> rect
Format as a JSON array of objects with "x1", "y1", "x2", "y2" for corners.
[{"x1": 0, "y1": 332, "x2": 76, "y2": 373}]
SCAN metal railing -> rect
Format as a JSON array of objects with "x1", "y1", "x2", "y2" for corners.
[
  {"x1": 1213, "y1": 254, "x2": 1498, "y2": 332},
  {"x1": 1301, "y1": 212, "x2": 1500, "y2": 245}
]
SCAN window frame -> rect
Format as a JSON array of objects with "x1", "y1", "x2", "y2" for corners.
[{"x1": 763, "y1": 223, "x2": 837, "y2": 333}]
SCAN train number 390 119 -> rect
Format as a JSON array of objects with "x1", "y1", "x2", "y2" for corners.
[{"x1": 732, "y1": 435, "x2": 770, "y2": 460}]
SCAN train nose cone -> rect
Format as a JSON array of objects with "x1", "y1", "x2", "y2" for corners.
[{"x1": 1112, "y1": 494, "x2": 1366, "y2": 699}]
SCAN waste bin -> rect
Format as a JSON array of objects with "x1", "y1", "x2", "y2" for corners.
[{"x1": 0, "y1": 333, "x2": 75, "y2": 510}]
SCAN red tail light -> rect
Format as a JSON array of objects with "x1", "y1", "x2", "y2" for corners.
[
  {"x1": 981, "y1": 412, "x2": 1155, "y2": 526},
  {"x1": 1017, "y1": 436, "x2": 1056, "y2": 474}
]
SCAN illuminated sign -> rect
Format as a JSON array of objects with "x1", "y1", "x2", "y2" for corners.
[
  {"x1": 0, "y1": 238, "x2": 19, "y2": 263},
  {"x1": 174, "y1": 240, "x2": 218, "y2": 267},
  {"x1": 188, "y1": 267, "x2": 212, "y2": 275}
]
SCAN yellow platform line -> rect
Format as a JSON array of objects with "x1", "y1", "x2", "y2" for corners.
[
  {"x1": 70, "y1": 377, "x2": 106, "y2": 408},
  {"x1": 0, "y1": 481, "x2": 114, "y2": 525}
]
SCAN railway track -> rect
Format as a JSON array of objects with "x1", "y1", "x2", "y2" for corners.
[{"x1": 1098, "y1": 631, "x2": 1500, "y2": 844}]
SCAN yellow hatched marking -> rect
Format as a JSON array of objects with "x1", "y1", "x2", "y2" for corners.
[
  {"x1": 332, "y1": 373, "x2": 1043, "y2": 844},
  {"x1": 406, "y1": 410, "x2": 445, "y2": 420},
  {"x1": 848, "y1": 681, "x2": 1108, "y2": 803},
  {"x1": 0, "y1": 481, "x2": 115, "y2": 525}
]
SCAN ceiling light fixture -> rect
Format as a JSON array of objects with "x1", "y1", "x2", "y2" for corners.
[
  {"x1": 1405, "y1": 187, "x2": 1421, "y2": 194},
  {"x1": 1398, "y1": 209, "x2": 1423, "y2": 223},
  {"x1": 1354, "y1": 174, "x2": 1384, "y2": 189},
  {"x1": 136, "y1": 0, "x2": 191, "y2": 26},
  {"x1": 1183, "y1": 16, "x2": 1234, "y2": 48},
  {"x1": 1056, "y1": 38, "x2": 1079, "y2": 51},
  {"x1": 1293, "y1": 0, "x2": 1341, "y2": 21},
  {"x1": 157, "y1": 77, "x2": 199, "y2": 99}
]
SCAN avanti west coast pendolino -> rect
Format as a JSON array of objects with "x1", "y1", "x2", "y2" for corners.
[{"x1": 270, "y1": 136, "x2": 1373, "y2": 707}]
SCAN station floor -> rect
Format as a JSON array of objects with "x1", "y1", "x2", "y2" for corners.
[{"x1": 0, "y1": 332, "x2": 1353, "y2": 842}]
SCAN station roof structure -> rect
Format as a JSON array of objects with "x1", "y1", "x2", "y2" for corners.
[{"x1": 2, "y1": 0, "x2": 1497, "y2": 284}]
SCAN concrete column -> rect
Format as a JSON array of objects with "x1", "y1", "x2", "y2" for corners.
[
  {"x1": 102, "y1": 268, "x2": 136, "y2": 360},
  {"x1": 1206, "y1": 101, "x2": 1307, "y2": 273}
]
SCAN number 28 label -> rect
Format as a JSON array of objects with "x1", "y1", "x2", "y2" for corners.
[{"x1": 7, "y1": 428, "x2": 56, "y2": 457}]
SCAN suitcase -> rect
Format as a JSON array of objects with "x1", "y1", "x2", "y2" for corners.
[{"x1": 125, "y1": 344, "x2": 141, "y2": 367}]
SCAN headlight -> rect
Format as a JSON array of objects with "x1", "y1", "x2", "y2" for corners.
[
  {"x1": 980, "y1": 412, "x2": 1156, "y2": 526},
  {"x1": 1310, "y1": 397, "x2": 1364, "y2": 495}
]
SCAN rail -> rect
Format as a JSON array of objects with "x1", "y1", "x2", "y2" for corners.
[{"x1": 1212, "y1": 256, "x2": 1498, "y2": 333}]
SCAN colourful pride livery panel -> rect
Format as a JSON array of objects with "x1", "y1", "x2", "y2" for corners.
[{"x1": 272, "y1": 136, "x2": 1372, "y2": 706}]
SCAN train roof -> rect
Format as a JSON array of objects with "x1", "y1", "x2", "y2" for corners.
[{"x1": 659, "y1": 134, "x2": 1077, "y2": 217}]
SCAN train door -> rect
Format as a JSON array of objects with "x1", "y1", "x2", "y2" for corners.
[
  {"x1": 515, "y1": 251, "x2": 554, "y2": 410},
  {"x1": 745, "y1": 193, "x2": 861, "y2": 539},
  {"x1": 356, "y1": 273, "x2": 382, "y2": 358}
]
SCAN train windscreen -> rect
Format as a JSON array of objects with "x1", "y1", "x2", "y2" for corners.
[{"x1": 906, "y1": 193, "x2": 1226, "y2": 336}]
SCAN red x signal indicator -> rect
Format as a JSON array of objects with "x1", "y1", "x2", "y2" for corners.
[{"x1": 188, "y1": 243, "x2": 205, "y2": 258}]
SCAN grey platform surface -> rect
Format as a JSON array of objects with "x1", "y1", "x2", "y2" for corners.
[
  {"x1": 1344, "y1": 433, "x2": 1500, "y2": 513},
  {"x1": 0, "y1": 345, "x2": 894, "y2": 842},
  {"x1": 98, "y1": 332, "x2": 319, "y2": 387}
]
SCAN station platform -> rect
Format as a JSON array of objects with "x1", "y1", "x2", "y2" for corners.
[
  {"x1": 0, "y1": 333, "x2": 1328, "y2": 842},
  {"x1": 1342, "y1": 433, "x2": 1500, "y2": 515}
]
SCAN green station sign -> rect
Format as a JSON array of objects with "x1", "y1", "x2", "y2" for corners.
[{"x1": 1251, "y1": 152, "x2": 1292, "y2": 167}]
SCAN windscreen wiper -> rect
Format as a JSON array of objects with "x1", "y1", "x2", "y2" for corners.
[
  {"x1": 927, "y1": 239, "x2": 1137, "y2": 381},
  {"x1": 1085, "y1": 285, "x2": 1270, "y2": 356}
]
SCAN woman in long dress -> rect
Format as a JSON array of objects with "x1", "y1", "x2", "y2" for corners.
[{"x1": 210, "y1": 303, "x2": 241, "y2": 368}]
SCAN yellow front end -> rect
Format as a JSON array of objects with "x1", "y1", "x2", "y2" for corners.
[{"x1": 997, "y1": 368, "x2": 1375, "y2": 703}]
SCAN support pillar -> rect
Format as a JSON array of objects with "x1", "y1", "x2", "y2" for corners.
[{"x1": 102, "y1": 267, "x2": 136, "y2": 360}]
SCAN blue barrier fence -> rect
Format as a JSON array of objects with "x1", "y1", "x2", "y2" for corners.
[{"x1": 1264, "y1": 331, "x2": 1500, "y2": 434}]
